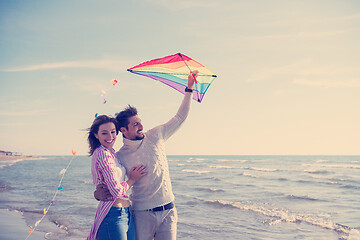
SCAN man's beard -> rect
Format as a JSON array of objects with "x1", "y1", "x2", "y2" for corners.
[{"x1": 135, "y1": 134, "x2": 144, "y2": 140}]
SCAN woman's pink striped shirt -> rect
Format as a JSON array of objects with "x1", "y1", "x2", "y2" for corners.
[{"x1": 87, "y1": 145, "x2": 130, "y2": 240}]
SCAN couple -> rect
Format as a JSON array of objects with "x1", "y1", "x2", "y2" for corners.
[{"x1": 87, "y1": 72, "x2": 197, "y2": 240}]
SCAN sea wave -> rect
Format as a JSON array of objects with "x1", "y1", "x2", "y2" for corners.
[
  {"x1": 303, "y1": 163, "x2": 360, "y2": 170},
  {"x1": 286, "y1": 194, "x2": 325, "y2": 202},
  {"x1": 304, "y1": 169, "x2": 332, "y2": 174},
  {"x1": 0, "y1": 160, "x2": 24, "y2": 169},
  {"x1": 307, "y1": 175, "x2": 359, "y2": 185},
  {"x1": 188, "y1": 157, "x2": 208, "y2": 161},
  {"x1": 182, "y1": 169, "x2": 210, "y2": 174},
  {"x1": 195, "y1": 187, "x2": 225, "y2": 193},
  {"x1": 217, "y1": 159, "x2": 249, "y2": 163},
  {"x1": 168, "y1": 159, "x2": 179, "y2": 162},
  {"x1": 316, "y1": 159, "x2": 329, "y2": 163},
  {"x1": 209, "y1": 165, "x2": 235, "y2": 169},
  {"x1": 201, "y1": 199, "x2": 359, "y2": 239},
  {"x1": 339, "y1": 185, "x2": 360, "y2": 190},
  {"x1": 0, "y1": 181, "x2": 11, "y2": 191},
  {"x1": 242, "y1": 172, "x2": 258, "y2": 178},
  {"x1": 0, "y1": 157, "x2": 48, "y2": 169},
  {"x1": 248, "y1": 167, "x2": 279, "y2": 172}
]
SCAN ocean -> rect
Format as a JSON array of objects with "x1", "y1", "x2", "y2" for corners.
[{"x1": 0, "y1": 155, "x2": 359, "y2": 240}]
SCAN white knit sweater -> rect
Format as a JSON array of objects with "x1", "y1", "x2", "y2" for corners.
[{"x1": 116, "y1": 92, "x2": 192, "y2": 210}]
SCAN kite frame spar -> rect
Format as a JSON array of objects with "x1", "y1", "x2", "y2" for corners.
[{"x1": 127, "y1": 53, "x2": 217, "y2": 103}]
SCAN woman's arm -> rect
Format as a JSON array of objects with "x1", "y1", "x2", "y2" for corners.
[
  {"x1": 94, "y1": 163, "x2": 146, "y2": 201},
  {"x1": 97, "y1": 150, "x2": 130, "y2": 199}
]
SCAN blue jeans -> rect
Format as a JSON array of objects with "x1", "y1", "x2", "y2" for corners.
[{"x1": 97, "y1": 206, "x2": 135, "y2": 240}]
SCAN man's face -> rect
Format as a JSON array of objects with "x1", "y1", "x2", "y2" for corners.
[{"x1": 121, "y1": 115, "x2": 144, "y2": 140}]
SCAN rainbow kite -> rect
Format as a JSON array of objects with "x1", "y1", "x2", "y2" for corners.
[{"x1": 127, "y1": 53, "x2": 217, "y2": 103}]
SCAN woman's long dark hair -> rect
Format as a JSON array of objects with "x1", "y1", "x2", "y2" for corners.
[{"x1": 88, "y1": 115, "x2": 119, "y2": 156}]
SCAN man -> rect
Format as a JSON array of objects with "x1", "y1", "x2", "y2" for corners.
[{"x1": 95, "y1": 71, "x2": 197, "y2": 240}]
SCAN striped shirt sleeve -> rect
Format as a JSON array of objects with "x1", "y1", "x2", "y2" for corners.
[{"x1": 97, "y1": 149, "x2": 129, "y2": 198}]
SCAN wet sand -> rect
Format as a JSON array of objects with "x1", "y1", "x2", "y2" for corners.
[
  {"x1": 0, "y1": 155, "x2": 48, "y2": 239},
  {"x1": 0, "y1": 209, "x2": 45, "y2": 239}
]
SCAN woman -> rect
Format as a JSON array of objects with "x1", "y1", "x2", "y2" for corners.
[{"x1": 87, "y1": 115, "x2": 146, "y2": 240}]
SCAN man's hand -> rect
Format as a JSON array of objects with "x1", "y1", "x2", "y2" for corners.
[
  {"x1": 94, "y1": 184, "x2": 112, "y2": 201},
  {"x1": 188, "y1": 70, "x2": 198, "y2": 89}
]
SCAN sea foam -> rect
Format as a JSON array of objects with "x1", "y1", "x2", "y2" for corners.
[{"x1": 201, "y1": 199, "x2": 358, "y2": 239}]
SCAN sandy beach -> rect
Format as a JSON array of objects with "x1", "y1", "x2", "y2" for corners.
[
  {"x1": 0, "y1": 209, "x2": 46, "y2": 240},
  {"x1": 0, "y1": 155, "x2": 47, "y2": 239}
]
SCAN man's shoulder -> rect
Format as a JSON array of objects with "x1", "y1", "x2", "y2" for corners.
[
  {"x1": 147, "y1": 125, "x2": 164, "y2": 139},
  {"x1": 115, "y1": 146, "x2": 133, "y2": 158},
  {"x1": 115, "y1": 149, "x2": 125, "y2": 157}
]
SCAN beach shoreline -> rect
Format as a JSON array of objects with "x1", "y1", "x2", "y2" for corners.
[
  {"x1": 0, "y1": 155, "x2": 39, "y2": 161},
  {"x1": 0, "y1": 155, "x2": 65, "y2": 239},
  {"x1": 0, "y1": 209, "x2": 46, "y2": 239}
]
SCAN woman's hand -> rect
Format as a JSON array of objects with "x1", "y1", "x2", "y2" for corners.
[{"x1": 127, "y1": 165, "x2": 147, "y2": 187}]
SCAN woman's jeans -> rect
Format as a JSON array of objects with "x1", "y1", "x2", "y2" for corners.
[{"x1": 97, "y1": 206, "x2": 135, "y2": 240}]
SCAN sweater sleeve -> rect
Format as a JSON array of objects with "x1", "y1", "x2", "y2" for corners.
[
  {"x1": 97, "y1": 150, "x2": 129, "y2": 198},
  {"x1": 161, "y1": 92, "x2": 192, "y2": 140}
]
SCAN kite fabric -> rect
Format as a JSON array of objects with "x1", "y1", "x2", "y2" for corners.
[{"x1": 127, "y1": 53, "x2": 217, "y2": 103}]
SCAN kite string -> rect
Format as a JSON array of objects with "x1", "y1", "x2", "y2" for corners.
[{"x1": 25, "y1": 150, "x2": 76, "y2": 240}]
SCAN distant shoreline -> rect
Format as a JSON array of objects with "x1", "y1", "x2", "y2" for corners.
[{"x1": 0, "y1": 155, "x2": 39, "y2": 161}]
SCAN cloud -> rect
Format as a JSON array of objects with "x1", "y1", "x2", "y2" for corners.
[
  {"x1": 139, "y1": 0, "x2": 220, "y2": 10},
  {"x1": 246, "y1": 58, "x2": 360, "y2": 88},
  {"x1": 1, "y1": 59, "x2": 133, "y2": 72},
  {"x1": 0, "y1": 99, "x2": 50, "y2": 117},
  {"x1": 261, "y1": 12, "x2": 360, "y2": 28},
  {"x1": 246, "y1": 58, "x2": 313, "y2": 82},
  {"x1": 0, "y1": 122, "x2": 28, "y2": 127},
  {"x1": 293, "y1": 79, "x2": 360, "y2": 88},
  {"x1": 251, "y1": 30, "x2": 346, "y2": 40},
  {"x1": 0, "y1": 110, "x2": 45, "y2": 117},
  {"x1": 69, "y1": 74, "x2": 147, "y2": 95}
]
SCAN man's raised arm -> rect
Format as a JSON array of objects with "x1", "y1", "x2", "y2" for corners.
[{"x1": 161, "y1": 71, "x2": 197, "y2": 140}]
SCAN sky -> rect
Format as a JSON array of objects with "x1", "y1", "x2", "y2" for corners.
[{"x1": 0, "y1": 0, "x2": 359, "y2": 156}]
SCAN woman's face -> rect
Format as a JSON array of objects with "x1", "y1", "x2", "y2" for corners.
[{"x1": 95, "y1": 122, "x2": 117, "y2": 150}]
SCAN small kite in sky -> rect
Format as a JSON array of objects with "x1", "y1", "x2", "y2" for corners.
[
  {"x1": 100, "y1": 90, "x2": 107, "y2": 104},
  {"x1": 127, "y1": 53, "x2": 217, "y2": 103},
  {"x1": 111, "y1": 79, "x2": 118, "y2": 86}
]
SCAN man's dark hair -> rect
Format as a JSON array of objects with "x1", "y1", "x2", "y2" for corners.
[{"x1": 115, "y1": 105, "x2": 138, "y2": 130}]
